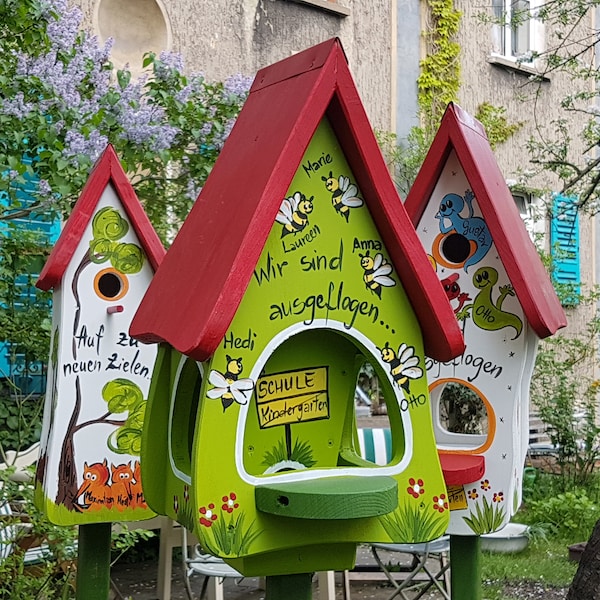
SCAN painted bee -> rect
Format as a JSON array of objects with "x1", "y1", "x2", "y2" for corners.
[
  {"x1": 359, "y1": 251, "x2": 396, "y2": 298},
  {"x1": 321, "y1": 171, "x2": 363, "y2": 221},
  {"x1": 207, "y1": 355, "x2": 254, "y2": 411},
  {"x1": 275, "y1": 191, "x2": 314, "y2": 237},
  {"x1": 379, "y1": 342, "x2": 423, "y2": 393}
]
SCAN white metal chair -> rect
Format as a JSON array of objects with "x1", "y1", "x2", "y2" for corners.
[
  {"x1": 181, "y1": 527, "x2": 244, "y2": 600},
  {"x1": 369, "y1": 535, "x2": 451, "y2": 600}
]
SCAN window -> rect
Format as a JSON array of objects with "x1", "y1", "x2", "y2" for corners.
[
  {"x1": 491, "y1": 0, "x2": 543, "y2": 63},
  {"x1": 512, "y1": 191, "x2": 544, "y2": 240}
]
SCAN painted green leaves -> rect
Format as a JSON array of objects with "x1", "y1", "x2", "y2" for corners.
[
  {"x1": 463, "y1": 494, "x2": 506, "y2": 534},
  {"x1": 102, "y1": 378, "x2": 146, "y2": 455},
  {"x1": 89, "y1": 207, "x2": 144, "y2": 274}
]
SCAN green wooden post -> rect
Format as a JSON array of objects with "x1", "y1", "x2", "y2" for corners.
[
  {"x1": 266, "y1": 573, "x2": 313, "y2": 600},
  {"x1": 76, "y1": 522, "x2": 112, "y2": 600},
  {"x1": 450, "y1": 534, "x2": 482, "y2": 600}
]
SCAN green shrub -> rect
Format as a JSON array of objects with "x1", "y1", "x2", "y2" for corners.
[{"x1": 524, "y1": 490, "x2": 599, "y2": 541}]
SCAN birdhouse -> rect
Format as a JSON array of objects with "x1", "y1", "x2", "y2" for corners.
[
  {"x1": 404, "y1": 103, "x2": 566, "y2": 536},
  {"x1": 35, "y1": 145, "x2": 165, "y2": 525},
  {"x1": 130, "y1": 39, "x2": 464, "y2": 576}
]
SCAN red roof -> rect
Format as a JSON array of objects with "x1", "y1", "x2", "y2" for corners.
[
  {"x1": 37, "y1": 145, "x2": 165, "y2": 291},
  {"x1": 404, "y1": 102, "x2": 566, "y2": 339},
  {"x1": 129, "y1": 38, "x2": 465, "y2": 362}
]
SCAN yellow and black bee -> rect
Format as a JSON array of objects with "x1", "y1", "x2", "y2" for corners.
[
  {"x1": 207, "y1": 355, "x2": 254, "y2": 411},
  {"x1": 321, "y1": 171, "x2": 363, "y2": 222},
  {"x1": 359, "y1": 251, "x2": 396, "y2": 298},
  {"x1": 379, "y1": 342, "x2": 423, "y2": 393},
  {"x1": 275, "y1": 191, "x2": 314, "y2": 237}
]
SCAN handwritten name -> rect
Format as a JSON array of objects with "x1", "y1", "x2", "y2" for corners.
[{"x1": 302, "y1": 152, "x2": 333, "y2": 178}]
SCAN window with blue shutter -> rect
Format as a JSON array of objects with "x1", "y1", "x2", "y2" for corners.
[{"x1": 550, "y1": 194, "x2": 580, "y2": 306}]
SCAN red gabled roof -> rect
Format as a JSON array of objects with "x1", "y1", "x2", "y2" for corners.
[
  {"x1": 129, "y1": 38, "x2": 465, "y2": 362},
  {"x1": 404, "y1": 102, "x2": 566, "y2": 339},
  {"x1": 37, "y1": 145, "x2": 165, "y2": 291}
]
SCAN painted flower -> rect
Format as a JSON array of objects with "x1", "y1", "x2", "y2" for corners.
[
  {"x1": 433, "y1": 494, "x2": 448, "y2": 513},
  {"x1": 183, "y1": 485, "x2": 190, "y2": 503},
  {"x1": 480, "y1": 479, "x2": 491, "y2": 491},
  {"x1": 468, "y1": 489, "x2": 479, "y2": 500},
  {"x1": 407, "y1": 478, "x2": 425, "y2": 499},
  {"x1": 222, "y1": 492, "x2": 239, "y2": 513},
  {"x1": 173, "y1": 496, "x2": 179, "y2": 513},
  {"x1": 493, "y1": 491, "x2": 504, "y2": 503},
  {"x1": 199, "y1": 503, "x2": 218, "y2": 527}
]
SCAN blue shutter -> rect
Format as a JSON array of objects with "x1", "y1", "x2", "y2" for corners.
[{"x1": 550, "y1": 194, "x2": 580, "y2": 306}]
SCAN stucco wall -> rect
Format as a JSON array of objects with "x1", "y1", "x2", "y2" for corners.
[{"x1": 77, "y1": 0, "x2": 394, "y2": 132}]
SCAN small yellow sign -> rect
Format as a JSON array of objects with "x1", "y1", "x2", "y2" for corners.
[
  {"x1": 447, "y1": 485, "x2": 468, "y2": 511},
  {"x1": 256, "y1": 367, "x2": 329, "y2": 428}
]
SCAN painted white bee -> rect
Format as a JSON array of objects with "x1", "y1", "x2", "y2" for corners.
[
  {"x1": 321, "y1": 171, "x2": 364, "y2": 221},
  {"x1": 360, "y1": 251, "x2": 396, "y2": 298},
  {"x1": 206, "y1": 356, "x2": 254, "y2": 411},
  {"x1": 275, "y1": 191, "x2": 314, "y2": 237}
]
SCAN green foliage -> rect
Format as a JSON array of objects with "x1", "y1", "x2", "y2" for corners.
[
  {"x1": 375, "y1": 128, "x2": 432, "y2": 198},
  {"x1": 418, "y1": 0, "x2": 461, "y2": 136},
  {"x1": 524, "y1": 491, "x2": 599, "y2": 541},
  {"x1": 0, "y1": 467, "x2": 78, "y2": 599},
  {"x1": 0, "y1": 231, "x2": 52, "y2": 367},
  {"x1": 530, "y1": 298, "x2": 600, "y2": 488},
  {"x1": 475, "y1": 103, "x2": 524, "y2": 149},
  {"x1": 110, "y1": 525, "x2": 156, "y2": 566},
  {"x1": 0, "y1": 389, "x2": 43, "y2": 453},
  {"x1": 463, "y1": 495, "x2": 506, "y2": 534}
]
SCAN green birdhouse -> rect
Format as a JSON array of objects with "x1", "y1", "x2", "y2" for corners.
[{"x1": 130, "y1": 39, "x2": 464, "y2": 576}]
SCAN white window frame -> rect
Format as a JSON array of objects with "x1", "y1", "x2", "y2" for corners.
[
  {"x1": 491, "y1": 0, "x2": 544, "y2": 64},
  {"x1": 512, "y1": 190, "x2": 544, "y2": 242}
]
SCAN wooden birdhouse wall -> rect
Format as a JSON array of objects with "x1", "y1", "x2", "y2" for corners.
[
  {"x1": 36, "y1": 184, "x2": 158, "y2": 525},
  {"x1": 142, "y1": 118, "x2": 452, "y2": 576},
  {"x1": 413, "y1": 149, "x2": 538, "y2": 535}
]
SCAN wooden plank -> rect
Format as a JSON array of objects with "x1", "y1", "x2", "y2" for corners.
[{"x1": 255, "y1": 476, "x2": 397, "y2": 519}]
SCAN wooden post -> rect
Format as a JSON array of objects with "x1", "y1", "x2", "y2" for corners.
[
  {"x1": 266, "y1": 573, "x2": 313, "y2": 600},
  {"x1": 76, "y1": 522, "x2": 112, "y2": 600},
  {"x1": 450, "y1": 534, "x2": 481, "y2": 600}
]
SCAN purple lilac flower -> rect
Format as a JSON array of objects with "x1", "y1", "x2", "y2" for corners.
[
  {"x1": 46, "y1": 2, "x2": 82, "y2": 51},
  {"x1": 153, "y1": 51, "x2": 185, "y2": 82},
  {"x1": 37, "y1": 179, "x2": 52, "y2": 197},
  {"x1": 63, "y1": 129, "x2": 108, "y2": 165},
  {"x1": 223, "y1": 74, "x2": 252, "y2": 99},
  {"x1": 1, "y1": 92, "x2": 34, "y2": 119}
]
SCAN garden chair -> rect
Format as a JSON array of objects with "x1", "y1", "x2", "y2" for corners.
[
  {"x1": 181, "y1": 526, "x2": 244, "y2": 600},
  {"x1": 368, "y1": 535, "x2": 451, "y2": 600}
]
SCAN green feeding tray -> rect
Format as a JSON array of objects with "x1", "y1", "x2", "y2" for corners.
[{"x1": 255, "y1": 475, "x2": 398, "y2": 519}]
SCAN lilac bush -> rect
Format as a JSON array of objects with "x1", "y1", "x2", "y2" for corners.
[{"x1": 0, "y1": 0, "x2": 252, "y2": 241}]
